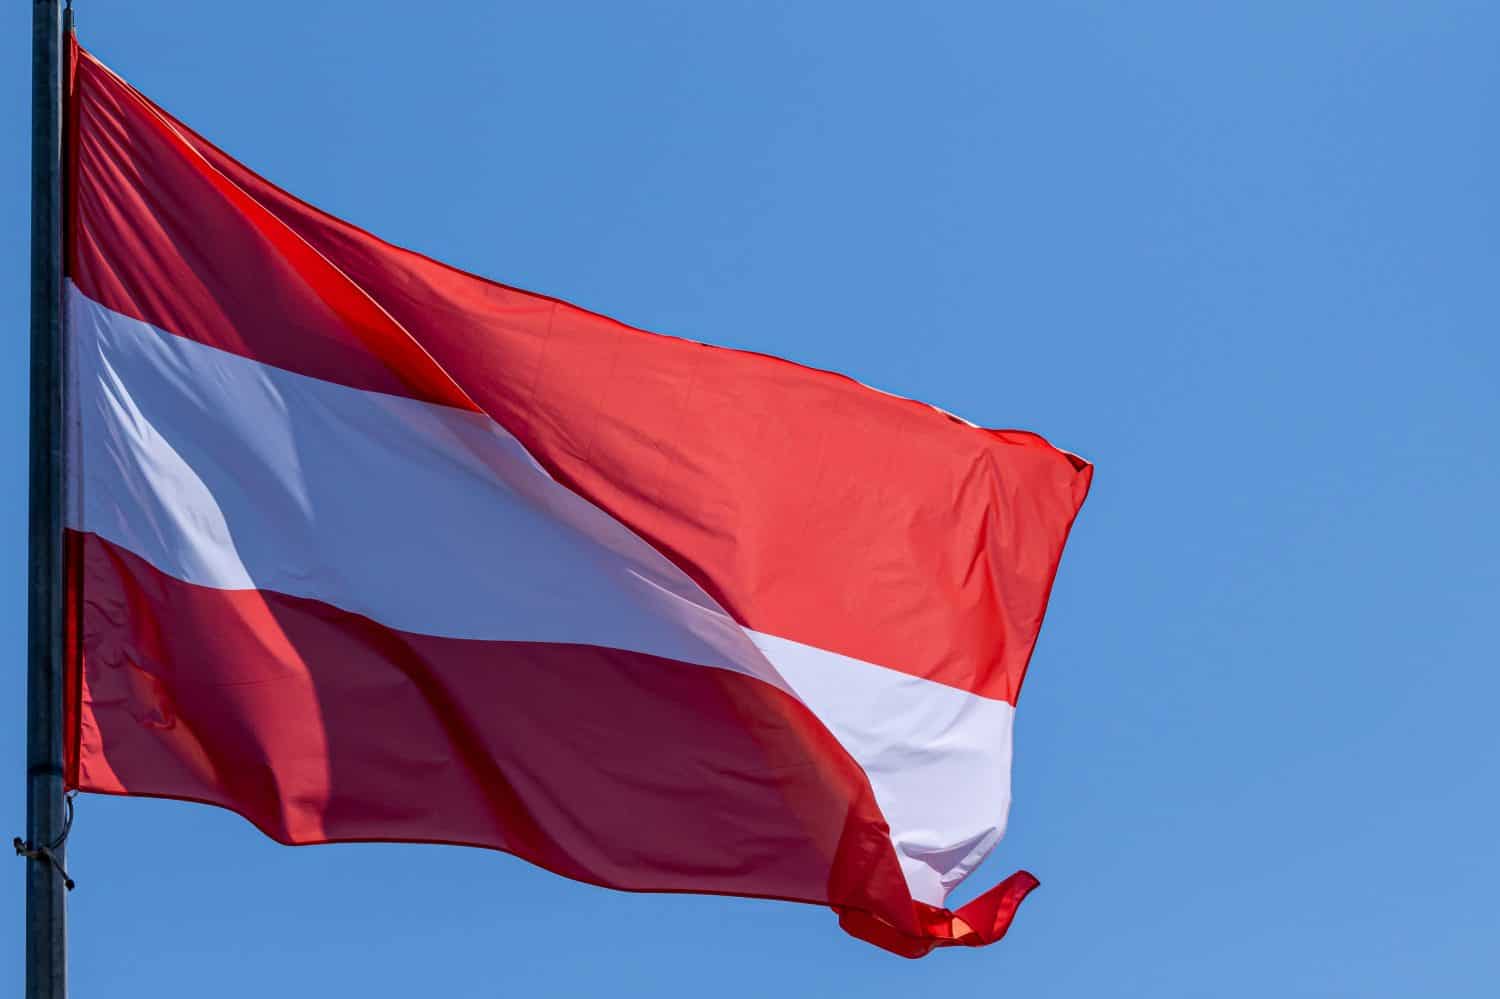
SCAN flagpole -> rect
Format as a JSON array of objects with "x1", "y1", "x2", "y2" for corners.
[{"x1": 25, "y1": 0, "x2": 70, "y2": 996}]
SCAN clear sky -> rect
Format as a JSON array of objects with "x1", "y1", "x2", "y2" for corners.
[{"x1": 3, "y1": 2, "x2": 1497, "y2": 995}]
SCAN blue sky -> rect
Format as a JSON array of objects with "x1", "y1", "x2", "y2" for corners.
[{"x1": 3, "y1": 2, "x2": 1497, "y2": 995}]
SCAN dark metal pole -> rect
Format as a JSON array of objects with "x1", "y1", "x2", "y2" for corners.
[{"x1": 26, "y1": 0, "x2": 69, "y2": 996}]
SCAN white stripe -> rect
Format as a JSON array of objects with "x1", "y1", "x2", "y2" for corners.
[{"x1": 67, "y1": 284, "x2": 1015, "y2": 905}]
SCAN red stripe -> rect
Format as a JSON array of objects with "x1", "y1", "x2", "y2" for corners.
[
  {"x1": 72, "y1": 531, "x2": 908, "y2": 909},
  {"x1": 72, "y1": 529, "x2": 1037, "y2": 953},
  {"x1": 71, "y1": 45, "x2": 1091, "y2": 703}
]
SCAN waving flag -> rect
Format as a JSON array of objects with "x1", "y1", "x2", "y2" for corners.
[{"x1": 62, "y1": 40, "x2": 1092, "y2": 957}]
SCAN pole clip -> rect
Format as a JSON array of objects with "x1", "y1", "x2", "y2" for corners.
[{"x1": 12, "y1": 791, "x2": 76, "y2": 890}]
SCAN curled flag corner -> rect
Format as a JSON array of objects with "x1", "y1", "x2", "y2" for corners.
[{"x1": 837, "y1": 870, "x2": 1040, "y2": 958}]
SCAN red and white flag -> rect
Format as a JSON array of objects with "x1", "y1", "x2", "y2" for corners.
[{"x1": 62, "y1": 40, "x2": 1092, "y2": 956}]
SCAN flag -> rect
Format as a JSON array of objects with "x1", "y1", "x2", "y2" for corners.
[{"x1": 62, "y1": 39, "x2": 1092, "y2": 957}]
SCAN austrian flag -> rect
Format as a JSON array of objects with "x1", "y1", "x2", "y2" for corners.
[{"x1": 62, "y1": 39, "x2": 1092, "y2": 957}]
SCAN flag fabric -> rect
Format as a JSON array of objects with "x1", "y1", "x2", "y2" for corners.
[{"x1": 62, "y1": 39, "x2": 1092, "y2": 957}]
